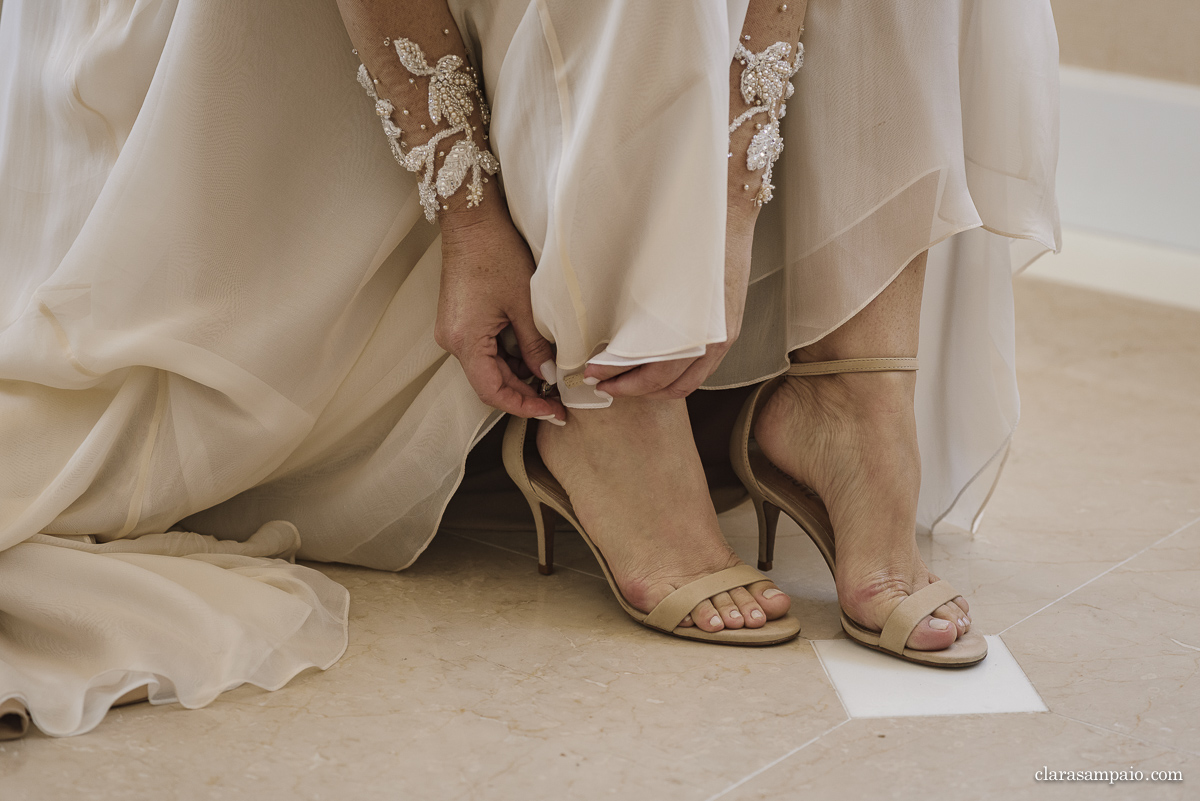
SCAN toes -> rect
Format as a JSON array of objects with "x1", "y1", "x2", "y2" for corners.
[
  {"x1": 691, "y1": 599, "x2": 724, "y2": 632},
  {"x1": 906, "y1": 614, "x2": 959, "y2": 651},
  {"x1": 930, "y1": 601, "x2": 968, "y2": 637},
  {"x1": 710, "y1": 591, "x2": 745, "y2": 629},
  {"x1": 955, "y1": 595, "x2": 971, "y2": 630},
  {"x1": 729, "y1": 587, "x2": 767, "y2": 628},
  {"x1": 938, "y1": 598, "x2": 972, "y2": 635},
  {"x1": 749, "y1": 581, "x2": 791, "y2": 619},
  {"x1": 679, "y1": 614, "x2": 695, "y2": 628}
]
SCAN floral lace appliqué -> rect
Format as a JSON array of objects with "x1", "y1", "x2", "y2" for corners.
[
  {"x1": 358, "y1": 38, "x2": 500, "y2": 222},
  {"x1": 729, "y1": 41, "x2": 803, "y2": 206}
]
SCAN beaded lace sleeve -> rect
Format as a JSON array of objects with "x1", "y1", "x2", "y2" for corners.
[
  {"x1": 729, "y1": 40, "x2": 803, "y2": 207},
  {"x1": 357, "y1": 38, "x2": 500, "y2": 222}
]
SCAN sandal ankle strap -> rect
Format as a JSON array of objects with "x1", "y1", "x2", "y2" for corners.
[{"x1": 786, "y1": 357, "x2": 918, "y2": 377}]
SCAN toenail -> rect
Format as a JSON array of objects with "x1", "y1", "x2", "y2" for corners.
[
  {"x1": 762, "y1": 589, "x2": 784, "y2": 599},
  {"x1": 709, "y1": 615, "x2": 722, "y2": 627},
  {"x1": 729, "y1": 609, "x2": 742, "y2": 618},
  {"x1": 929, "y1": 619, "x2": 951, "y2": 630},
  {"x1": 751, "y1": 610, "x2": 764, "y2": 620}
]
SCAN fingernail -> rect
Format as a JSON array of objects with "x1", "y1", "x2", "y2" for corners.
[
  {"x1": 540, "y1": 360, "x2": 557, "y2": 382},
  {"x1": 729, "y1": 609, "x2": 742, "y2": 619},
  {"x1": 929, "y1": 619, "x2": 951, "y2": 631},
  {"x1": 751, "y1": 610, "x2": 765, "y2": 620},
  {"x1": 709, "y1": 615, "x2": 722, "y2": 628},
  {"x1": 594, "y1": 390, "x2": 613, "y2": 401},
  {"x1": 762, "y1": 589, "x2": 784, "y2": 599},
  {"x1": 545, "y1": 417, "x2": 566, "y2": 427},
  {"x1": 583, "y1": 376, "x2": 600, "y2": 385}
]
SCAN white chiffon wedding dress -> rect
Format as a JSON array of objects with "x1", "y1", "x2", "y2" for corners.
[{"x1": 0, "y1": 0, "x2": 1059, "y2": 736}]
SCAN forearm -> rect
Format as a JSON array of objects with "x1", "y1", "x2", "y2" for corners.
[
  {"x1": 721, "y1": 0, "x2": 808, "y2": 341},
  {"x1": 335, "y1": 0, "x2": 509, "y2": 225}
]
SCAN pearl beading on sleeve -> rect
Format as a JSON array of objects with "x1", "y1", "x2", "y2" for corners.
[
  {"x1": 357, "y1": 38, "x2": 500, "y2": 222},
  {"x1": 729, "y1": 40, "x2": 803, "y2": 207}
]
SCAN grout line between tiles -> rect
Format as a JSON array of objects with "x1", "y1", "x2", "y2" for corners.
[
  {"x1": 446, "y1": 531, "x2": 605, "y2": 580},
  {"x1": 810, "y1": 638, "x2": 852, "y2": 719},
  {"x1": 701, "y1": 718, "x2": 851, "y2": 801},
  {"x1": 1050, "y1": 711, "x2": 1200, "y2": 758},
  {"x1": 994, "y1": 633, "x2": 1053, "y2": 713},
  {"x1": 998, "y1": 513, "x2": 1200, "y2": 636}
]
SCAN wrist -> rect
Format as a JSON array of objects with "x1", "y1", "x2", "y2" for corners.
[{"x1": 439, "y1": 188, "x2": 511, "y2": 240}]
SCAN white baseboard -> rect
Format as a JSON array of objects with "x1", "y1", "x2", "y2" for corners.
[
  {"x1": 1023, "y1": 227, "x2": 1200, "y2": 313},
  {"x1": 1058, "y1": 66, "x2": 1200, "y2": 254}
]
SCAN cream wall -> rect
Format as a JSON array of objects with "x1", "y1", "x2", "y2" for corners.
[
  {"x1": 1052, "y1": 0, "x2": 1200, "y2": 85},
  {"x1": 1040, "y1": 1, "x2": 1200, "y2": 308}
]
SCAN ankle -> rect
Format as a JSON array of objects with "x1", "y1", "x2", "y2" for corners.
[{"x1": 778, "y1": 369, "x2": 915, "y2": 423}]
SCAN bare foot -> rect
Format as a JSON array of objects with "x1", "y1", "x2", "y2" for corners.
[
  {"x1": 753, "y1": 366, "x2": 972, "y2": 651},
  {"x1": 537, "y1": 397, "x2": 792, "y2": 633}
]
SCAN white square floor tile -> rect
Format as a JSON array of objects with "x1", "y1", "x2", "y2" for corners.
[{"x1": 813, "y1": 635, "x2": 1048, "y2": 718}]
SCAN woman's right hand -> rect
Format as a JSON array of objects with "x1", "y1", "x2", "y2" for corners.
[{"x1": 435, "y1": 208, "x2": 567, "y2": 423}]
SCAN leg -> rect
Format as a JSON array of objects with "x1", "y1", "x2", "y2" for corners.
[
  {"x1": 533, "y1": 1, "x2": 811, "y2": 632},
  {"x1": 755, "y1": 252, "x2": 974, "y2": 651},
  {"x1": 537, "y1": 398, "x2": 791, "y2": 632}
]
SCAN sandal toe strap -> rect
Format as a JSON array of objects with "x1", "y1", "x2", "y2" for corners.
[
  {"x1": 878, "y1": 580, "x2": 962, "y2": 655},
  {"x1": 643, "y1": 565, "x2": 770, "y2": 632}
]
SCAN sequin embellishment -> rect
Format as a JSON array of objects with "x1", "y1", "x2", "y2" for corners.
[
  {"x1": 358, "y1": 38, "x2": 499, "y2": 221},
  {"x1": 729, "y1": 41, "x2": 803, "y2": 206}
]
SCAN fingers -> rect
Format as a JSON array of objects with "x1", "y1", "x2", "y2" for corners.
[
  {"x1": 459, "y1": 338, "x2": 564, "y2": 420},
  {"x1": 595, "y1": 359, "x2": 693, "y2": 399},
  {"x1": 581, "y1": 362, "x2": 633, "y2": 385},
  {"x1": 508, "y1": 312, "x2": 556, "y2": 381},
  {"x1": 639, "y1": 356, "x2": 713, "y2": 400},
  {"x1": 639, "y1": 342, "x2": 732, "y2": 401}
]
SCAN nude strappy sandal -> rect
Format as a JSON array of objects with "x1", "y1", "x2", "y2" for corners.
[
  {"x1": 502, "y1": 415, "x2": 801, "y2": 646},
  {"x1": 730, "y1": 358, "x2": 987, "y2": 667}
]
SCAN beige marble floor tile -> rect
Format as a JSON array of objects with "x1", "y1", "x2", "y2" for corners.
[
  {"x1": 0, "y1": 535, "x2": 844, "y2": 801},
  {"x1": 1002, "y1": 279, "x2": 1200, "y2": 531},
  {"x1": 1002, "y1": 519, "x2": 1200, "y2": 755},
  {"x1": 721, "y1": 713, "x2": 1194, "y2": 801},
  {"x1": 937, "y1": 279, "x2": 1200, "y2": 635}
]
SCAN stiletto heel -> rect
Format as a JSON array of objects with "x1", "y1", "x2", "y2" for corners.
[
  {"x1": 531, "y1": 499, "x2": 557, "y2": 575},
  {"x1": 752, "y1": 496, "x2": 780, "y2": 571},
  {"x1": 731, "y1": 358, "x2": 987, "y2": 667},
  {"x1": 502, "y1": 414, "x2": 800, "y2": 646}
]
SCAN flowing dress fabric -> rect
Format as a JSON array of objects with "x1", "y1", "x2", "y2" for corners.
[{"x1": 0, "y1": 0, "x2": 1059, "y2": 735}]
